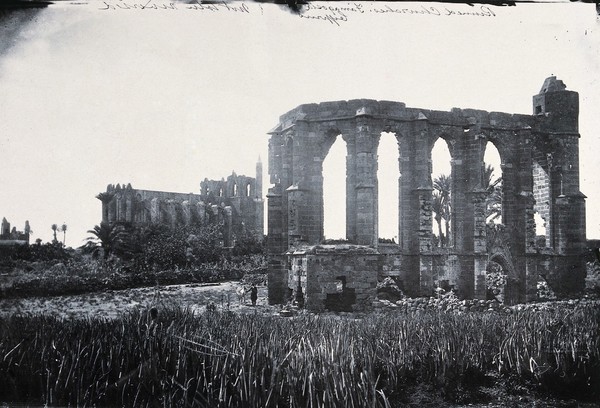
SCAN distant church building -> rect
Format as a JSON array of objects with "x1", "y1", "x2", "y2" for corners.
[
  {"x1": 97, "y1": 159, "x2": 264, "y2": 246},
  {"x1": 0, "y1": 218, "x2": 31, "y2": 249}
]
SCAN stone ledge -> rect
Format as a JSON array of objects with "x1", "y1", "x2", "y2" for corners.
[{"x1": 287, "y1": 244, "x2": 378, "y2": 255}]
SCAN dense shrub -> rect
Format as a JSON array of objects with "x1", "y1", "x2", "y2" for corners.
[
  {"x1": 135, "y1": 224, "x2": 221, "y2": 269},
  {"x1": 586, "y1": 261, "x2": 600, "y2": 296},
  {"x1": 537, "y1": 279, "x2": 557, "y2": 301},
  {"x1": 0, "y1": 255, "x2": 266, "y2": 299},
  {"x1": 77, "y1": 220, "x2": 266, "y2": 273},
  {"x1": 120, "y1": 224, "x2": 264, "y2": 272},
  {"x1": 486, "y1": 261, "x2": 506, "y2": 301},
  {"x1": 231, "y1": 231, "x2": 265, "y2": 256},
  {"x1": 6, "y1": 241, "x2": 71, "y2": 263}
]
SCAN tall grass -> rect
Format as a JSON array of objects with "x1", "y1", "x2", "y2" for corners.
[{"x1": 1, "y1": 304, "x2": 598, "y2": 407}]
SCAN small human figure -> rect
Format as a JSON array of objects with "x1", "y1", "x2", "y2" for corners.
[
  {"x1": 250, "y1": 284, "x2": 258, "y2": 306},
  {"x1": 185, "y1": 246, "x2": 194, "y2": 268}
]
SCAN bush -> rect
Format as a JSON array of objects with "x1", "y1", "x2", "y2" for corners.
[
  {"x1": 7, "y1": 241, "x2": 71, "y2": 263},
  {"x1": 537, "y1": 279, "x2": 557, "y2": 301},
  {"x1": 0, "y1": 252, "x2": 266, "y2": 299},
  {"x1": 486, "y1": 261, "x2": 506, "y2": 302},
  {"x1": 231, "y1": 232, "x2": 264, "y2": 256},
  {"x1": 586, "y1": 261, "x2": 600, "y2": 296},
  {"x1": 131, "y1": 224, "x2": 224, "y2": 271},
  {"x1": 376, "y1": 277, "x2": 403, "y2": 301},
  {"x1": 2, "y1": 223, "x2": 267, "y2": 299}
]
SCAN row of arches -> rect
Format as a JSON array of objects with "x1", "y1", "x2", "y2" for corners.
[
  {"x1": 321, "y1": 132, "x2": 548, "y2": 248},
  {"x1": 319, "y1": 129, "x2": 552, "y2": 303},
  {"x1": 268, "y1": 93, "x2": 586, "y2": 305},
  {"x1": 203, "y1": 183, "x2": 253, "y2": 198}
]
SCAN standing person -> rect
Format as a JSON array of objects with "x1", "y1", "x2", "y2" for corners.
[
  {"x1": 185, "y1": 246, "x2": 194, "y2": 268},
  {"x1": 250, "y1": 284, "x2": 258, "y2": 306}
]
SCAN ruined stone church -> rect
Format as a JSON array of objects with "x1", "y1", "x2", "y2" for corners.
[
  {"x1": 98, "y1": 159, "x2": 264, "y2": 246},
  {"x1": 266, "y1": 77, "x2": 587, "y2": 310}
]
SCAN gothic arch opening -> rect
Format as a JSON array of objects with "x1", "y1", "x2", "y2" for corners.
[
  {"x1": 323, "y1": 135, "x2": 346, "y2": 241},
  {"x1": 486, "y1": 249, "x2": 523, "y2": 305},
  {"x1": 483, "y1": 142, "x2": 502, "y2": 225},
  {"x1": 378, "y1": 132, "x2": 399, "y2": 243},
  {"x1": 532, "y1": 158, "x2": 551, "y2": 248},
  {"x1": 431, "y1": 137, "x2": 453, "y2": 248}
]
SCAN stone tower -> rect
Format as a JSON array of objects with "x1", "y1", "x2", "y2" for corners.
[
  {"x1": 1, "y1": 218, "x2": 9, "y2": 236},
  {"x1": 255, "y1": 157, "x2": 265, "y2": 238},
  {"x1": 532, "y1": 76, "x2": 579, "y2": 132},
  {"x1": 255, "y1": 156, "x2": 263, "y2": 200},
  {"x1": 531, "y1": 76, "x2": 586, "y2": 292}
]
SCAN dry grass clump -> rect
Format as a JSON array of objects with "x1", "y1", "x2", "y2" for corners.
[{"x1": 0, "y1": 303, "x2": 598, "y2": 407}]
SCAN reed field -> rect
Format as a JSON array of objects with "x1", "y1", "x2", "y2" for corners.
[{"x1": 1, "y1": 302, "x2": 598, "y2": 407}]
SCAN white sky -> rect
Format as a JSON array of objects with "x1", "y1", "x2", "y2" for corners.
[{"x1": 0, "y1": 1, "x2": 599, "y2": 246}]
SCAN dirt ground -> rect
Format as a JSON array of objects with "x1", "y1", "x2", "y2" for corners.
[{"x1": 0, "y1": 281, "x2": 277, "y2": 319}]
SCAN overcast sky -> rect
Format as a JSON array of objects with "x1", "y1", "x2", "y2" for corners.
[{"x1": 0, "y1": 1, "x2": 598, "y2": 246}]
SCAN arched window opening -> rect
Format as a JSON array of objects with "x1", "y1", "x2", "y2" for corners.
[
  {"x1": 233, "y1": 183, "x2": 238, "y2": 197},
  {"x1": 483, "y1": 142, "x2": 502, "y2": 225},
  {"x1": 219, "y1": 187, "x2": 223, "y2": 197},
  {"x1": 246, "y1": 183, "x2": 251, "y2": 197},
  {"x1": 534, "y1": 211, "x2": 547, "y2": 247},
  {"x1": 431, "y1": 138, "x2": 452, "y2": 248},
  {"x1": 378, "y1": 132, "x2": 399, "y2": 243},
  {"x1": 532, "y1": 160, "x2": 551, "y2": 248},
  {"x1": 323, "y1": 135, "x2": 346, "y2": 241}
]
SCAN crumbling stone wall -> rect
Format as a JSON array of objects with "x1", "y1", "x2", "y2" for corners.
[
  {"x1": 99, "y1": 161, "x2": 264, "y2": 246},
  {"x1": 267, "y1": 77, "x2": 586, "y2": 307},
  {"x1": 287, "y1": 245, "x2": 379, "y2": 312}
]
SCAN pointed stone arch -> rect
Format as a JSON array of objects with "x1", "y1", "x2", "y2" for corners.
[{"x1": 322, "y1": 129, "x2": 346, "y2": 240}]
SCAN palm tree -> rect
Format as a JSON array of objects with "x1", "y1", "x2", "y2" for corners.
[
  {"x1": 433, "y1": 174, "x2": 452, "y2": 247},
  {"x1": 51, "y1": 224, "x2": 58, "y2": 243},
  {"x1": 483, "y1": 164, "x2": 502, "y2": 223},
  {"x1": 61, "y1": 223, "x2": 67, "y2": 246},
  {"x1": 432, "y1": 192, "x2": 444, "y2": 247},
  {"x1": 85, "y1": 222, "x2": 126, "y2": 260}
]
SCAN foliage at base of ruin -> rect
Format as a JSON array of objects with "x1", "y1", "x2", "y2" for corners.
[
  {"x1": 0, "y1": 254, "x2": 266, "y2": 299},
  {"x1": 485, "y1": 261, "x2": 506, "y2": 301},
  {"x1": 1, "y1": 241, "x2": 71, "y2": 266},
  {"x1": 537, "y1": 279, "x2": 558, "y2": 301},
  {"x1": 1, "y1": 223, "x2": 266, "y2": 298},
  {"x1": 586, "y1": 261, "x2": 600, "y2": 296}
]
